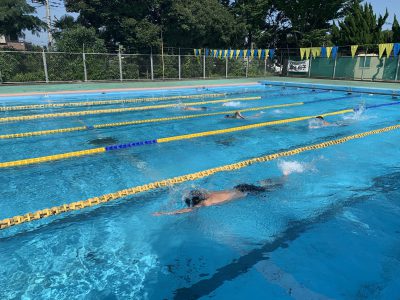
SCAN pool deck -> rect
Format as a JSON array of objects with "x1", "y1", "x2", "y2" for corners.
[{"x1": 0, "y1": 76, "x2": 398, "y2": 97}]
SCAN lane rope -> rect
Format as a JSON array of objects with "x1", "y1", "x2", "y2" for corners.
[
  {"x1": 0, "y1": 95, "x2": 360, "y2": 140},
  {"x1": 0, "y1": 96, "x2": 260, "y2": 123},
  {"x1": 1, "y1": 122, "x2": 399, "y2": 230},
  {"x1": 0, "y1": 93, "x2": 225, "y2": 111},
  {"x1": 0, "y1": 109, "x2": 353, "y2": 168}
]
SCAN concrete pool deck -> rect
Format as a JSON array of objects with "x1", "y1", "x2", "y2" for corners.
[{"x1": 0, "y1": 77, "x2": 398, "y2": 97}]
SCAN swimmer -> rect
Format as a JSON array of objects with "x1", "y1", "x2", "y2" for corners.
[
  {"x1": 182, "y1": 106, "x2": 207, "y2": 111},
  {"x1": 315, "y1": 116, "x2": 331, "y2": 126},
  {"x1": 225, "y1": 111, "x2": 245, "y2": 119},
  {"x1": 153, "y1": 176, "x2": 286, "y2": 216}
]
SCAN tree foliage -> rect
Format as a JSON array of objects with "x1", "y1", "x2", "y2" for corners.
[
  {"x1": 331, "y1": 2, "x2": 389, "y2": 45},
  {"x1": 393, "y1": 15, "x2": 400, "y2": 43},
  {"x1": 0, "y1": 0, "x2": 45, "y2": 39}
]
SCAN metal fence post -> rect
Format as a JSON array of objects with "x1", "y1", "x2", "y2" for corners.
[
  {"x1": 178, "y1": 54, "x2": 181, "y2": 80},
  {"x1": 264, "y1": 59, "x2": 267, "y2": 76},
  {"x1": 395, "y1": 55, "x2": 400, "y2": 81},
  {"x1": 308, "y1": 57, "x2": 312, "y2": 78},
  {"x1": 203, "y1": 54, "x2": 206, "y2": 79},
  {"x1": 150, "y1": 54, "x2": 154, "y2": 80},
  {"x1": 42, "y1": 50, "x2": 49, "y2": 83},
  {"x1": 225, "y1": 56, "x2": 228, "y2": 78},
  {"x1": 361, "y1": 47, "x2": 368, "y2": 81},
  {"x1": 332, "y1": 55, "x2": 338, "y2": 79},
  {"x1": 118, "y1": 49, "x2": 123, "y2": 81},
  {"x1": 82, "y1": 52, "x2": 88, "y2": 82}
]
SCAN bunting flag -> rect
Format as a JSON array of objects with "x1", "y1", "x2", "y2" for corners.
[
  {"x1": 305, "y1": 48, "x2": 311, "y2": 59},
  {"x1": 351, "y1": 45, "x2": 358, "y2": 58},
  {"x1": 223, "y1": 49, "x2": 228, "y2": 58},
  {"x1": 269, "y1": 49, "x2": 275, "y2": 59},
  {"x1": 205, "y1": 48, "x2": 210, "y2": 57},
  {"x1": 300, "y1": 48, "x2": 306, "y2": 60},
  {"x1": 244, "y1": 49, "x2": 249, "y2": 58},
  {"x1": 265, "y1": 49, "x2": 269, "y2": 60},
  {"x1": 311, "y1": 47, "x2": 321, "y2": 58},
  {"x1": 235, "y1": 49, "x2": 240, "y2": 59},
  {"x1": 230, "y1": 49, "x2": 235, "y2": 59},
  {"x1": 321, "y1": 47, "x2": 327, "y2": 58},
  {"x1": 194, "y1": 49, "x2": 198, "y2": 56},
  {"x1": 257, "y1": 49, "x2": 262, "y2": 59},
  {"x1": 250, "y1": 49, "x2": 255, "y2": 59},
  {"x1": 378, "y1": 44, "x2": 386, "y2": 59},
  {"x1": 219, "y1": 50, "x2": 223, "y2": 58},
  {"x1": 385, "y1": 43, "x2": 394, "y2": 57},
  {"x1": 326, "y1": 47, "x2": 333, "y2": 58},
  {"x1": 394, "y1": 43, "x2": 400, "y2": 57},
  {"x1": 254, "y1": 49, "x2": 258, "y2": 59},
  {"x1": 331, "y1": 46, "x2": 338, "y2": 59},
  {"x1": 227, "y1": 49, "x2": 231, "y2": 58}
]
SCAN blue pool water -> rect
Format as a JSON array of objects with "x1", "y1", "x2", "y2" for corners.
[{"x1": 1, "y1": 83, "x2": 400, "y2": 299}]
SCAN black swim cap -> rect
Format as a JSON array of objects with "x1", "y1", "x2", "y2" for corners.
[
  {"x1": 184, "y1": 190, "x2": 207, "y2": 207},
  {"x1": 316, "y1": 116, "x2": 324, "y2": 120}
]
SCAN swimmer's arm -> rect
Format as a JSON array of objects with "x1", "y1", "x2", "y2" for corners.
[{"x1": 153, "y1": 207, "x2": 195, "y2": 216}]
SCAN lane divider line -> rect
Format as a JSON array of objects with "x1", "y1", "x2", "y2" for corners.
[
  {"x1": 0, "y1": 97, "x2": 261, "y2": 123},
  {"x1": 0, "y1": 95, "x2": 360, "y2": 140},
  {"x1": 0, "y1": 109, "x2": 353, "y2": 168},
  {"x1": 1, "y1": 122, "x2": 399, "y2": 230}
]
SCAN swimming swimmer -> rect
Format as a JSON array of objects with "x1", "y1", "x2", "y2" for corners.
[
  {"x1": 153, "y1": 176, "x2": 286, "y2": 216},
  {"x1": 225, "y1": 111, "x2": 245, "y2": 119},
  {"x1": 182, "y1": 106, "x2": 207, "y2": 111}
]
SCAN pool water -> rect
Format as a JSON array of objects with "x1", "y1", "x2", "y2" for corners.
[{"x1": 1, "y1": 83, "x2": 400, "y2": 299}]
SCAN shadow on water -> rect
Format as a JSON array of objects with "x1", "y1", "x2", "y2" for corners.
[{"x1": 88, "y1": 137, "x2": 118, "y2": 146}]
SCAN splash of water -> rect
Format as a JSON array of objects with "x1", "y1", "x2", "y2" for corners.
[
  {"x1": 278, "y1": 160, "x2": 310, "y2": 176},
  {"x1": 222, "y1": 101, "x2": 242, "y2": 107}
]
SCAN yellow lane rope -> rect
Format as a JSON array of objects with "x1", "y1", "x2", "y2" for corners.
[
  {"x1": 0, "y1": 93, "x2": 225, "y2": 111},
  {"x1": 1, "y1": 122, "x2": 399, "y2": 230},
  {"x1": 0, "y1": 96, "x2": 260, "y2": 123},
  {"x1": 0, "y1": 109, "x2": 352, "y2": 168},
  {"x1": 0, "y1": 102, "x2": 303, "y2": 139}
]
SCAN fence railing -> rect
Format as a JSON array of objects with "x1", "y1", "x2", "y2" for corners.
[
  {"x1": 0, "y1": 50, "x2": 278, "y2": 83},
  {"x1": 1, "y1": 47, "x2": 399, "y2": 83}
]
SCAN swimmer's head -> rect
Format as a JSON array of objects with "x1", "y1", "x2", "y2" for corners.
[
  {"x1": 316, "y1": 116, "x2": 324, "y2": 120},
  {"x1": 201, "y1": 107, "x2": 207, "y2": 110},
  {"x1": 184, "y1": 190, "x2": 207, "y2": 207}
]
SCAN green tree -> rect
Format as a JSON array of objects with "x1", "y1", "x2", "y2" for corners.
[
  {"x1": 273, "y1": 0, "x2": 353, "y2": 47},
  {"x1": 54, "y1": 25, "x2": 106, "y2": 53},
  {"x1": 331, "y1": 2, "x2": 389, "y2": 45},
  {"x1": 0, "y1": 0, "x2": 45, "y2": 39},
  {"x1": 393, "y1": 15, "x2": 400, "y2": 43},
  {"x1": 65, "y1": 0, "x2": 245, "y2": 51}
]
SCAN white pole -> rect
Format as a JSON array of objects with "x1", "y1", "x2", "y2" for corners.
[
  {"x1": 203, "y1": 52, "x2": 206, "y2": 79},
  {"x1": 42, "y1": 49, "x2": 49, "y2": 83},
  {"x1": 178, "y1": 50, "x2": 181, "y2": 80},
  {"x1": 332, "y1": 55, "x2": 338, "y2": 79},
  {"x1": 118, "y1": 46, "x2": 123, "y2": 81},
  {"x1": 150, "y1": 53, "x2": 154, "y2": 80},
  {"x1": 82, "y1": 49, "x2": 87, "y2": 82},
  {"x1": 45, "y1": 0, "x2": 53, "y2": 48},
  {"x1": 225, "y1": 56, "x2": 228, "y2": 78}
]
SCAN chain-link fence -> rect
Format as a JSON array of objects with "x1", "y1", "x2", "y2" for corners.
[
  {"x1": 0, "y1": 47, "x2": 398, "y2": 83},
  {"x1": 280, "y1": 45, "x2": 400, "y2": 82},
  {"x1": 0, "y1": 50, "x2": 279, "y2": 83}
]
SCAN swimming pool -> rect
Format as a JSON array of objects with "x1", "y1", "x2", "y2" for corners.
[{"x1": 1, "y1": 82, "x2": 400, "y2": 299}]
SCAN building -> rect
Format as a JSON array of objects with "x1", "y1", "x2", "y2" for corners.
[{"x1": 0, "y1": 35, "x2": 27, "y2": 51}]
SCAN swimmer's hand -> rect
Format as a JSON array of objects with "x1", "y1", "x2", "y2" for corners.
[{"x1": 152, "y1": 208, "x2": 194, "y2": 216}]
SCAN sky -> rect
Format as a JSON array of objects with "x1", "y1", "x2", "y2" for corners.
[{"x1": 24, "y1": 0, "x2": 400, "y2": 46}]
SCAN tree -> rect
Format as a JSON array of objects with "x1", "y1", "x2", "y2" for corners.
[
  {"x1": 65, "y1": 0, "x2": 245, "y2": 52},
  {"x1": 393, "y1": 15, "x2": 400, "y2": 43},
  {"x1": 230, "y1": 0, "x2": 270, "y2": 47},
  {"x1": 0, "y1": 0, "x2": 45, "y2": 39},
  {"x1": 272, "y1": 0, "x2": 353, "y2": 47},
  {"x1": 331, "y1": 2, "x2": 389, "y2": 45},
  {"x1": 54, "y1": 25, "x2": 106, "y2": 53}
]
